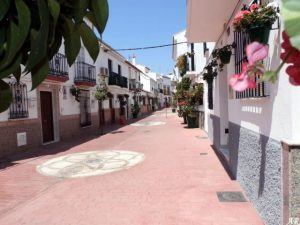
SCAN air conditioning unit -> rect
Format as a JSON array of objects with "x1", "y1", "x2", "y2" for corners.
[{"x1": 99, "y1": 67, "x2": 108, "y2": 77}]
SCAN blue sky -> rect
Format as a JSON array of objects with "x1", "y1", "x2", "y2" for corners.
[{"x1": 102, "y1": 0, "x2": 186, "y2": 74}]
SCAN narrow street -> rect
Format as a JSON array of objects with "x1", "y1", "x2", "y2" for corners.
[{"x1": 0, "y1": 110, "x2": 263, "y2": 225}]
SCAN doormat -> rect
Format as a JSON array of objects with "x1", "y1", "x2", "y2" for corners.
[{"x1": 217, "y1": 192, "x2": 247, "y2": 202}]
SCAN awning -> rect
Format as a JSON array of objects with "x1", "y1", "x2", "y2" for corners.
[{"x1": 186, "y1": 0, "x2": 241, "y2": 42}]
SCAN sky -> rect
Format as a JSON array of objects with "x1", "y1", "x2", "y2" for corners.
[{"x1": 102, "y1": 0, "x2": 186, "y2": 75}]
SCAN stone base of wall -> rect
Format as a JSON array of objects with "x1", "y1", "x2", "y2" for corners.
[
  {"x1": 59, "y1": 113, "x2": 99, "y2": 141},
  {"x1": 0, "y1": 119, "x2": 42, "y2": 158},
  {"x1": 228, "y1": 122, "x2": 282, "y2": 225},
  {"x1": 282, "y1": 141, "x2": 300, "y2": 224}
]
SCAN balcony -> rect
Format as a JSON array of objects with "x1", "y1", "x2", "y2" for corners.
[
  {"x1": 74, "y1": 62, "x2": 96, "y2": 87},
  {"x1": 47, "y1": 53, "x2": 69, "y2": 82},
  {"x1": 129, "y1": 79, "x2": 143, "y2": 91},
  {"x1": 109, "y1": 72, "x2": 128, "y2": 88}
]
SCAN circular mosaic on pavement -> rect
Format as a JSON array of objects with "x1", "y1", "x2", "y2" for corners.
[
  {"x1": 36, "y1": 150, "x2": 145, "y2": 178},
  {"x1": 130, "y1": 121, "x2": 166, "y2": 127}
]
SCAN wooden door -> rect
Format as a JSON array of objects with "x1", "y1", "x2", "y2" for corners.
[{"x1": 40, "y1": 91, "x2": 54, "y2": 143}]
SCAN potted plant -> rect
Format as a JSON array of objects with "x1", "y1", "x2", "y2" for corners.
[
  {"x1": 212, "y1": 45, "x2": 233, "y2": 65},
  {"x1": 171, "y1": 100, "x2": 177, "y2": 113},
  {"x1": 233, "y1": 3, "x2": 278, "y2": 45},
  {"x1": 131, "y1": 102, "x2": 140, "y2": 119},
  {"x1": 176, "y1": 53, "x2": 192, "y2": 76},
  {"x1": 184, "y1": 105, "x2": 198, "y2": 128},
  {"x1": 70, "y1": 85, "x2": 80, "y2": 102},
  {"x1": 203, "y1": 60, "x2": 218, "y2": 83}
]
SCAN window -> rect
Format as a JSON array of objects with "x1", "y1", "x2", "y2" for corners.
[
  {"x1": 9, "y1": 82, "x2": 29, "y2": 119},
  {"x1": 108, "y1": 59, "x2": 112, "y2": 74},
  {"x1": 234, "y1": 31, "x2": 269, "y2": 99},
  {"x1": 203, "y1": 42, "x2": 208, "y2": 56},
  {"x1": 118, "y1": 65, "x2": 122, "y2": 75}
]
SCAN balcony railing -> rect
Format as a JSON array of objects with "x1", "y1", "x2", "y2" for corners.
[
  {"x1": 129, "y1": 79, "x2": 143, "y2": 91},
  {"x1": 121, "y1": 76, "x2": 128, "y2": 88},
  {"x1": 75, "y1": 62, "x2": 96, "y2": 86},
  {"x1": 109, "y1": 72, "x2": 128, "y2": 88},
  {"x1": 47, "y1": 53, "x2": 69, "y2": 82}
]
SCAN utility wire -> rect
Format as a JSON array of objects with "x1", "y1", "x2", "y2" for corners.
[{"x1": 104, "y1": 41, "x2": 188, "y2": 52}]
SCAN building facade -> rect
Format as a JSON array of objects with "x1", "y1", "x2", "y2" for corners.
[{"x1": 187, "y1": 0, "x2": 300, "y2": 224}]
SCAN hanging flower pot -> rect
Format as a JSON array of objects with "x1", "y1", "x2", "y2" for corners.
[
  {"x1": 248, "y1": 26, "x2": 271, "y2": 45},
  {"x1": 219, "y1": 50, "x2": 232, "y2": 64}
]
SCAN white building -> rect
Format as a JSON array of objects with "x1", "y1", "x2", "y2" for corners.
[
  {"x1": 0, "y1": 40, "x2": 154, "y2": 158},
  {"x1": 172, "y1": 30, "x2": 215, "y2": 128},
  {"x1": 187, "y1": 0, "x2": 300, "y2": 224}
]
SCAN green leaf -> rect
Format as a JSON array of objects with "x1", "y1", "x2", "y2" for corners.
[
  {"x1": 62, "y1": 17, "x2": 81, "y2": 66},
  {"x1": 91, "y1": 0, "x2": 109, "y2": 34},
  {"x1": 31, "y1": 58, "x2": 49, "y2": 90},
  {"x1": 0, "y1": 0, "x2": 11, "y2": 21},
  {"x1": 283, "y1": 0, "x2": 300, "y2": 49},
  {"x1": 48, "y1": 0, "x2": 60, "y2": 45},
  {"x1": 79, "y1": 22, "x2": 99, "y2": 62},
  {"x1": 0, "y1": 0, "x2": 30, "y2": 70},
  {"x1": 0, "y1": 27, "x2": 6, "y2": 58},
  {"x1": 0, "y1": 53, "x2": 22, "y2": 79},
  {"x1": 26, "y1": 0, "x2": 50, "y2": 71},
  {"x1": 0, "y1": 80, "x2": 12, "y2": 113},
  {"x1": 261, "y1": 71, "x2": 278, "y2": 83},
  {"x1": 13, "y1": 66, "x2": 22, "y2": 82},
  {"x1": 73, "y1": 0, "x2": 90, "y2": 24}
]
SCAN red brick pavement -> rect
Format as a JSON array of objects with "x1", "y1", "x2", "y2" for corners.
[{"x1": 0, "y1": 110, "x2": 264, "y2": 225}]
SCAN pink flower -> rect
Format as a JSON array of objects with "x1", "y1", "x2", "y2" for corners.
[
  {"x1": 229, "y1": 63, "x2": 256, "y2": 91},
  {"x1": 250, "y1": 3, "x2": 259, "y2": 11},
  {"x1": 246, "y1": 42, "x2": 269, "y2": 66},
  {"x1": 233, "y1": 10, "x2": 250, "y2": 25}
]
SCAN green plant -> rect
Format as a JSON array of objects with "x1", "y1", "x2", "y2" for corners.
[
  {"x1": 70, "y1": 85, "x2": 80, "y2": 102},
  {"x1": 131, "y1": 102, "x2": 140, "y2": 116},
  {"x1": 176, "y1": 54, "x2": 191, "y2": 76},
  {"x1": 94, "y1": 83, "x2": 108, "y2": 102},
  {"x1": 212, "y1": 44, "x2": 233, "y2": 66},
  {"x1": 233, "y1": 4, "x2": 278, "y2": 32},
  {"x1": 203, "y1": 60, "x2": 218, "y2": 82},
  {"x1": 0, "y1": 0, "x2": 109, "y2": 112},
  {"x1": 189, "y1": 84, "x2": 203, "y2": 105}
]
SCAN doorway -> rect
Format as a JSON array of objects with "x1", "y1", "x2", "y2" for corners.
[
  {"x1": 40, "y1": 91, "x2": 54, "y2": 143},
  {"x1": 79, "y1": 90, "x2": 91, "y2": 127},
  {"x1": 109, "y1": 97, "x2": 115, "y2": 123}
]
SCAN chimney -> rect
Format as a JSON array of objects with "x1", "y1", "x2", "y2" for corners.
[{"x1": 131, "y1": 54, "x2": 136, "y2": 65}]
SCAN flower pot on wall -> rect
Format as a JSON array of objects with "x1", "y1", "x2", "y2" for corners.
[
  {"x1": 248, "y1": 26, "x2": 271, "y2": 45},
  {"x1": 219, "y1": 51, "x2": 232, "y2": 64}
]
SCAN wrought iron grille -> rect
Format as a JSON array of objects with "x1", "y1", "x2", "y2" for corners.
[
  {"x1": 9, "y1": 82, "x2": 29, "y2": 119},
  {"x1": 75, "y1": 62, "x2": 96, "y2": 84},
  {"x1": 121, "y1": 76, "x2": 128, "y2": 88},
  {"x1": 234, "y1": 31, "x2": 269, "y2": 99},
  {"x1": 49, "y1": 53, "x2": 68, "y2": 77}
]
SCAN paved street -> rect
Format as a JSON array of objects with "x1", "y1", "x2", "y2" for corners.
[{"x1": 0, "y1": 110, "x2": 264, "y2": 225}]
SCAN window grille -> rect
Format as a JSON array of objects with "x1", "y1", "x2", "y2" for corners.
[
  {"x1": 9, "y1": 82, "x2": 29, "y2": 119},
  {"x1": 234, "y1": 31, "x2": 269, "y2": 99}
]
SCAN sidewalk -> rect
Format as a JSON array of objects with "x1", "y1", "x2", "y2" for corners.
[{"x1": 0, "y1": 110, "x2": 264, "y2": 225}]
